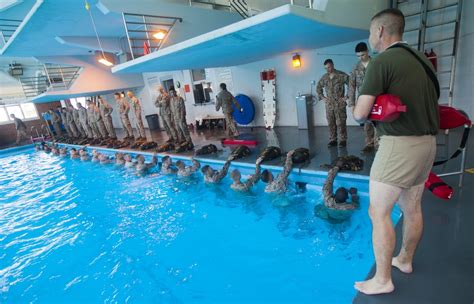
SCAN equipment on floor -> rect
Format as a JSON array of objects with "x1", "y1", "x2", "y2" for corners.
[
  {"x1": 425, "y1": 172, "x2": 453, "y2": 200},
  {"x1": 221, "y1": 138, "x2": 257, "y2": 146},
  {"x1": 261, "y1": 69, "x2": 277, "y2": 129},
  {"x1": 369, "y1": 94, "x2": 407, "y2": 122},
  {"x1": 230, "y1": 145, "x2": 251, "y2": 160},
  {"x1": 233, "y1": 94, "x2": 255, "y2": 125},
  {"x1": 195, "y1": 144, "x2": 219, "y2": 156},
  {"x1": 257, "y1": 146, "x2": 282, "y2": 163},
  {"x1": 291, "y1": 148, "x2": 310, "y2": 164}
]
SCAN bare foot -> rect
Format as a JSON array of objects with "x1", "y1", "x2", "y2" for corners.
[
  {"x1": 392, "y1": 256, "x2": 413, "y2": 274},
  {"x1": 354, "y1": 278, "x2": 394, "y2": 295}
]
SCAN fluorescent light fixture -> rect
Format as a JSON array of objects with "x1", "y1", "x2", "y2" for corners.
[
  {"x1": 98, "y1": 57, "x2": 113, "y2": 66},
  {"x1": 153, "y1": 31, "x2": 167, "y2": 40}
]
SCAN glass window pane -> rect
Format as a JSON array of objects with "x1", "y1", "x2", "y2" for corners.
[
  {"x1": 0, "y1": 108, "x2": 9, "y2": 122},
  {"x1": 6, "y1": 105, "x2": 24, "y2": 119},
  {"x1": 20, "y1": 103, "x2": 38, "y2": 119}
]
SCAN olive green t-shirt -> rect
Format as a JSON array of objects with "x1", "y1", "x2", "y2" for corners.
[{"x1": 359, "y1": 43, "x2": 439, "y2": 136}]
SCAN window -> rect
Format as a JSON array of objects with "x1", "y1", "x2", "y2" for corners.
[
  {"x1": 0, "y1": 108, "x2": 8, "y2": 123},
  {"x1": 69, "y1": 97, "x2": 86, "y2": 108},
  {"x1": 0, "y1": 102, "x2": 39, "y2": 124},
  {"x1": 6, "y1": 105, "x2": 24, "y2": 119},
  {"x1": 21, "y1": 103, "x2": 38, "y2": 119}
]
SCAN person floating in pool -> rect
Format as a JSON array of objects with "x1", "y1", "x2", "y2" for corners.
[
  {"x1": 70, "y1": 148, "x2": 80, "y2": 159},
  {"x1": 315, "y1": 159, "x2": 360, "y2": 222},
  {"x1": 59, "y1": 147, "x2": 68, "y2": 157},
  {"x1": 135, "y1": 153, "x2": 158, "y2": 175},
  {"x1": 91, "y1": 150, "x2": 100, "y2": 163},
  {"x1": 202, "y1": 154, "x2": 234, "y2": 183},
  {"x1": 160, "y1": 156, "x2": 177, "y2": 175},
  {"x1": 230, "y1": 165, "x2": 261, "y2": 192},
  {"x1": 79, "y1": 148, "x2": 89, "y2": 161},
  {"x1": 176, "y1": 159, "x2": 200, "y2": 177},
  {"x1": 98, "y1": 153, "x2": 113, "y2": 164},
  {"x1": 115, "y1": 152, "x2": 125, "y2": 166},
  {"x1": 123, "y1": 154, "x2": 136, "y2": 168},
  {"x1": 260, "y1": 150, "x2": 295, "y2": 193}
]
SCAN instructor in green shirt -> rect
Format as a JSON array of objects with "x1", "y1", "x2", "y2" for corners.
[{"x1": 352, "y1": 9, "x2": 439, "y2": 295}]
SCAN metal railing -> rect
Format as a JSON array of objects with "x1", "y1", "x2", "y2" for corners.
[
  {"x1": 122, "y1": 12, "x2": 183, "y2": 60},
  {"x1": 19, "y1": 64, "x2": 82, "y2": 98},
  {"x1": 0, "y1": 18, "x2": 22, "y2": 47}
]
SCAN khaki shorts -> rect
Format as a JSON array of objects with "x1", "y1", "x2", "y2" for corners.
[{"x1": 370, "y1": 135, "x2": 436, "y2": 188}]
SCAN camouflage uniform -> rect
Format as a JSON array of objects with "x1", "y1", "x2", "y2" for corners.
[
  {"x1": 87, "y1": 106, "x2": 100, "y2": 139},
  {"x1": 231, "y1": 166, "x2": 261, "y2": 191},
  {"x1": 118, "y1": 98, "x2": 134, "y2": 138},
  {"x1": 72, "y1": 107, "x2": 86, "y2": 138},
  {"x1": 264, "y1": 154, "x2": 293, "y2": 193},
  {"x1": 50, "y1": 111, "x2": 63, "y2": 136},
  {"x1": 99, "y1": 99, "x2": 116, "y2": 139},
  {"x1": 59, "y1": 110, "x2": 71, "y2": 137},
  {"x1": 177, "y1": 159, "x2": 200, "y2": 177},
  {"x1": 78, "y1": 105, "x2": 93, "y2": 138},
  {"x1": 216, "y1": 90, "x2": 241, "y2": 137},
  {"x1": 170, "y1": 95, "x2": 192, "y2": 144},
  {"x1": 129, "y1": 96, "x2": 146, "y2": 139},
  {"x1": 204, "y1": 160, "x2": 232, "y2": 183},
  {"x1": 323, "y1": 166, "x2": 356, "y2": 210},
  {"x1": 317, "y1": 69, "x2": 349, "y2": 142},
  {"x1": 92, "y1": 103, "x2": 108, "y2": 139},
  {"x1": 65, "y1": 108, "x2": 79, "y2": 138},
  {"x1": 155, "y1": 93, "x2": 178, "y2": 142},
  {"x1": 348, "y1": 60, "x2": 376, "y2": 148}
]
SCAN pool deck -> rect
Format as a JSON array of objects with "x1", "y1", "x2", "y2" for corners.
[{"x1": 6, "y1": 125, "x2": 474, "y2": 303}]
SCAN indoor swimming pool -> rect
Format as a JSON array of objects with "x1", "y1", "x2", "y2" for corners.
[{"x1": 0, "y1": 147, "x2": 401, "y2": 303}]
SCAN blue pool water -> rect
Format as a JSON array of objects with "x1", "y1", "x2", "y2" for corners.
[{"x1": 0, "y1": 149, "x2": 401, "y2": 303}]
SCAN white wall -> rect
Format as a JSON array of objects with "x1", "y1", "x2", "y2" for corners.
[{"x1": 453, "y1": 0, "x2": 473, "y2": 118}]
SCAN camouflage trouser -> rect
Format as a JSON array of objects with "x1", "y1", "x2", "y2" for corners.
[
  {"x1": 364, "y1": 121, "x2": 377, "y2": 147},
  {"x1": 104, "y1": 116, "x2": 116, "y2": 138},
  {"x1": 80, "y1": 120, "x2": 93, "y2": 138},
  {"x1": 88, "y1": 120, "x2": 100, "y2": 139},
  {"x1": 63, "y1": 123, "x2": 72, "y2": 137},
  {"x1": 68, "y1": 121, "x2": 79, "y2": 137},
  {"x1": 74, "y1": 119, "x2": 86, "y2": 137},
  {"x1": 325, "y1": 104, "x2": 347, "y2": 142},
  {"x1": 174, "y1": 115, "x2": 192, "y2": 144},
  {"x1": 96, "y1": 120, "x2": 108, "y2": 138},
  {"x1": 160, "y1": 113, "x2": 178, "y2": 142},
  {"x1": 120, "y1": 114, "x2": 134, "y2": 137},
  {"x1": 16, "y1": 129, "x2": 28, "y2": 144},
  {"x1": 134, "y1": 110, "x2": 146, "y2": 138},
  {"x1": 224, "y1": 112, "x2": 239, "y2": 137},
  {"x1": 53, "y1": 122, "x2": 63, "y2": 136}
]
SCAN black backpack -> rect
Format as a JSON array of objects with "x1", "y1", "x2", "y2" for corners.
[{"x1": 292, "y1": 148, "x2": 310, "y2": 164}]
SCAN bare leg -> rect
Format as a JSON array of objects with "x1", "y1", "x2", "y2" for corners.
[
  {"x1": 355, "y1": 180, "x2": 401, "y2": 295},
  {"x1": 392, "y1": 183, "x2": 424, "y2": 273}
]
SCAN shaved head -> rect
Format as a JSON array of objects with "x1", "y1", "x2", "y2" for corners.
[{"x1": 371, "y1": 8, "x2": 405, "y2": 36}]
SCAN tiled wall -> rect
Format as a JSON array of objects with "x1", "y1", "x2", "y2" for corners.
[{"x1": 0, "y1": 101, "x2": 61, "y2": 148}]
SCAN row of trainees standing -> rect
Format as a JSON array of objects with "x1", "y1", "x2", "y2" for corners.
[{"x1": 317, "y1": 42, "x2": 376, "y2": 152}]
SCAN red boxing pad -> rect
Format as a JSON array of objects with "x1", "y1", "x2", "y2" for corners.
[
  {"x1": 425, "y1": 172, "x2": 453, "y2": 200},
  {"x1": 369, "y1": 94, "x2": 407, "y2": 122}
]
